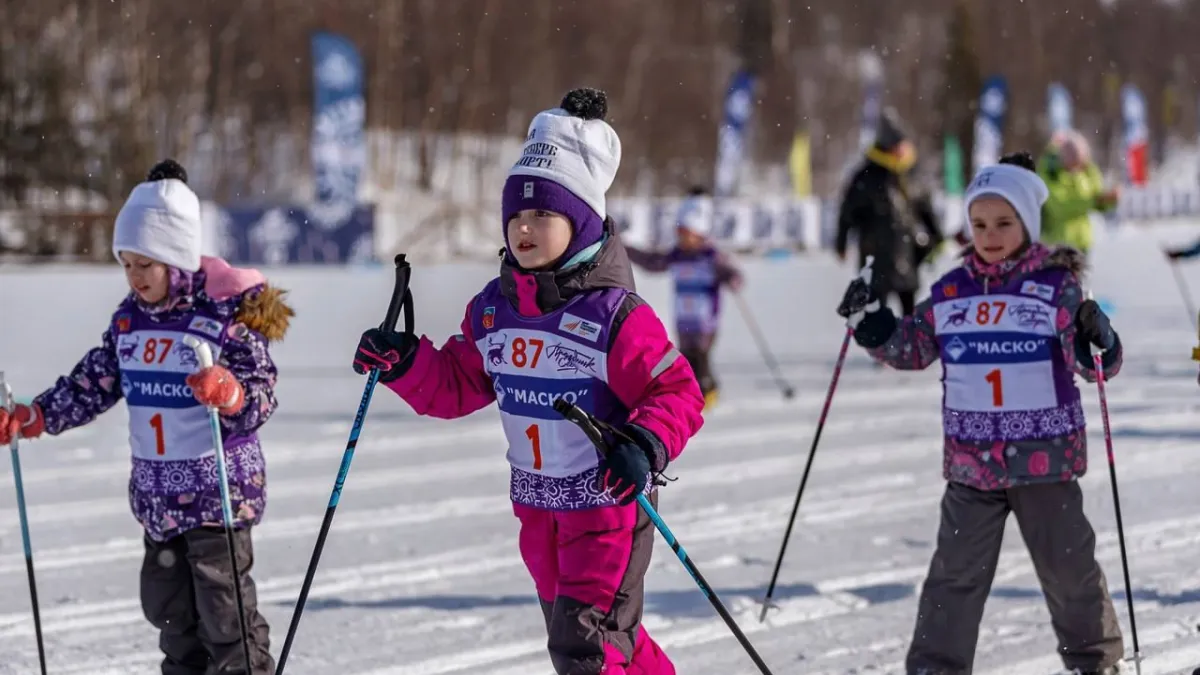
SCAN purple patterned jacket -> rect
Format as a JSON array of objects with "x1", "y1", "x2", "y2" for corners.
[
  {"x1": 33, "y1": 265, "x2": 292, "y2": 541},
  {"x1": 867, "y1": 244, "x2": 1122, "y2": 490}
]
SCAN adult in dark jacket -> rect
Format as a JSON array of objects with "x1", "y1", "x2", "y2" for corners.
[{"x1": 835, "y1": 110, "x2": 943, "y2": 315}]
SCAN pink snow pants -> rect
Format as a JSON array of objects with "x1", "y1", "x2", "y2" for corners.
[{"x1": 514, "y1": 493, "x2": 675, "y2": 675}]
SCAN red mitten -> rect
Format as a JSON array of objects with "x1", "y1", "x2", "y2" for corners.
[
  {"x1": 186, "y1": 366, "x2": 245, "y2": 415},
  {"x1": 0, "y1": 404, "x2": 45, "y2": 445}
]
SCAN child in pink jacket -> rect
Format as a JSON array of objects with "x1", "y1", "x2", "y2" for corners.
[{"x1": 351, "y1": 89, "x2": 705, "y2": 674}]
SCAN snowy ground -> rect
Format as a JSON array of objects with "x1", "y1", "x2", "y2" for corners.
[{"x1": 5, "y1": 223, "x2": 1200, "y2": 674}]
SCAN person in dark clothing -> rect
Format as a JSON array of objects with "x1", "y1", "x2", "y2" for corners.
[{"x1": 835, "y1": 109, "x2": 943, "y2": 316}]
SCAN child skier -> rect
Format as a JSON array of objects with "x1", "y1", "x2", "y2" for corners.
[
  {"x1": 352, "y1": 88, "x2": 704, "y2": 675},
  {"x1": 624, "y1": 186, "x2": 743, "y2": 409},
  {"x1": 0, "y1": 160, "x2": 289, "y2": 674},
  {"x1": 837, "y1": 152, "x2": 1126, "y2": 674}
]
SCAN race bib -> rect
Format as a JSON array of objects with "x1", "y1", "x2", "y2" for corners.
[
  {"x1": 935, "y1": 294, "x2": 1059, "y2": 413},
  {"x1": 117, "y1": 330, "x2": 220, "y2": 462},
  {"x1": 480, "y1": 327, "x2": 609, "y2": 478},
  {"x1": 675, "y1": 292, "x2": 714, "y2": 322}
]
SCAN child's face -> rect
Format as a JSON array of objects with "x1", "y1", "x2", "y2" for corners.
[
  {"x1": 969, "y1": 196, "x2": 1026, "y2": 264},
  {"x1": 507, "y1": 209, "x2": 573, "y2": 269},
  {"x1": 676, "y1": 227, "x2": 707, "y2": 251},
  {"x1": 119, "y1": 251, "x2": 170, "y2": 304}
]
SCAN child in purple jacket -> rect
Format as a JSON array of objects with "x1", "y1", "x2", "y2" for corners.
[
  {"x1": 624, "y1": 186, "x2": 743, "y2": 409},
  {"x1": 0, "y1": 160, "x2": 292, "y2": 674},
  {"x1": 838, "y1": 152, "x2": 1125, "y2": 674}
]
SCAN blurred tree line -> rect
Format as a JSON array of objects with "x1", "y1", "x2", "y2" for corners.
[{"x1": 1, "y1": 0, "x2": 1197, "y2": 214}]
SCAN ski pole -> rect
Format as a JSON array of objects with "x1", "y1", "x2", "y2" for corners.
[
  {"x1": 1092, "y1": 349, "x2": 1142, "y2": 674},
  {"x1": 759, "y1": 256, "x2": 872, "y2": 621},
  {"x1": 553, "y1": 400, "x2": 775, "y2": 675},
  {"x1": 1168, "y1": 258, "x2": 1198, "y2": 331},
  {"x1": 1, "y1": 376, "x2": 47, "y2": 675},
  {"x1": 758, "y1": 327, "x2": 852, "y2": 622},
  {"x1": 276, "y1": 254, "x2": 414, "y2": 675},
  {"x1": 731, "y1": 291, "x2": 794, "y2": 399},
  {"x1": 181, "y1": 336, "x2": 254, "y2": 674}
]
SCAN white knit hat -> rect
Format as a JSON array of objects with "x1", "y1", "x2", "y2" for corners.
[
  {"x1": 676, "y1": 195, "x2": 714, "y2": 236},
  {"x1": 506, "y1": 89, "x2": 621, "y2": 220},
  {"x1": 964, "y1": 163, "x2": 1050, "y2": 242},
  {"x1": 112, "y1": 161, "x2": 203, "y2": 272}
]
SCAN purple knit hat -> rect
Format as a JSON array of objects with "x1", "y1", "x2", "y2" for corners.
[
  {"x1": 502, "y1": 88, "x2": 621, "y2": 267},
  {"x1": 502, "y1": 176, "x2": 606, "y2": 264}
]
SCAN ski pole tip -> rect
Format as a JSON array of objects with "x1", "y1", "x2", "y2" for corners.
[{"x1": 757, "y1": 598, "x2": 777, "y2": 623}]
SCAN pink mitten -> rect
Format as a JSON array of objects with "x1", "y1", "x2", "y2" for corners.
[
  {"x1": 0, "y1": 404, "x2": 45, "y2": 445},
  {"x1": 186, "y1": 366, "x2": 245, "y2": 415}
]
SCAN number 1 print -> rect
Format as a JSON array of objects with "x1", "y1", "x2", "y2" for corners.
[
  {"x1": 526, "y1": 423, "x2": 542, "y2": 470},
  {"x1": 149, "y1": 413, "x2": 165, "y2": 455},
  {"x1": 985, "y1": 369, "x2": 1003, "y2": 407}
]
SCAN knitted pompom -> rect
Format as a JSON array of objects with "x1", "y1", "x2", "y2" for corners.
[
  {"x1": 147, "y1": 159, "x2": 188, "y2": 183},
  {"x1": 998, "y1": 151, "x2": 1036, "y2": 172},
  {"x1": 560, "y1": 88, "x2": 608, "y2": 121}
]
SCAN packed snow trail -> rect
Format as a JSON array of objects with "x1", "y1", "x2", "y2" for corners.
[{"x1": 3, "y1": 223, "x2": 1200, "y2": 673}]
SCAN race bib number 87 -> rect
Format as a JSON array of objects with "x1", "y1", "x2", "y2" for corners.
[{"x1": 934, "y1": 294, "x2": 1059, "y2": 413}]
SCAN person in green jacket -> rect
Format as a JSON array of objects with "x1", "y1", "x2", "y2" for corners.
[{"x1": 1037, "y1": 129, "x2": 1119, "y2": 255}]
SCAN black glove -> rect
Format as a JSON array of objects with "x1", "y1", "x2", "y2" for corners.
[
  {"x1": 597, "y1": 425, "x2": 663, "y2": 506},
  {"x1": 352, "y1": 328, "x2": 419, "y2": 382},
  {"x1": 837, "y1": 275, "x2": 897, "y2": 349},
  {"x1": 1074, "y1": 300, "x2": 1116, "y2": 351},
  {"x1": 836, "y1": 275, "x2": 877, "y2": 319}
]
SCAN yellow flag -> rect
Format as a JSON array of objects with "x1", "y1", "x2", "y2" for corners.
[{"x1": 789, "y1": 133, "x2": 812, "y2": 197}]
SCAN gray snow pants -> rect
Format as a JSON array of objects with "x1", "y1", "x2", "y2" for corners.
[
  {"x1": 140, "y1": 527, "x2": 274, "y2": 675},
  {"x1": 906, "y1": 481, "x2": 1124, "y2": 674}
]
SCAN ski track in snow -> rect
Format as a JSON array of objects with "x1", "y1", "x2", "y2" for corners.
[{"x1": 5, "y1": 227, "x2": 1200, "y2": 674}]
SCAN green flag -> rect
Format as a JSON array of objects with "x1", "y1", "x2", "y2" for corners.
[{"x1": 944, "y1": 135, "x2": 965, "y2": 195}]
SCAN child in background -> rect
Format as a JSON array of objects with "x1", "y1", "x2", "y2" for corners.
[
  {"x1": 351, "y1": 88, "x2": 704, "y2": 675},
  {"x1": 838, "y1": 152, "x2": 1125, "y2": 675},
  {"x1": 624, "y1": 186, "x2": 744, "y2": 409},
  {"x1": 0, "y1": 160, "x2": 290, "y2": 675}
]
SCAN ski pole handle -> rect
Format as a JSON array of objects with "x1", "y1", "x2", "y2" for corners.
[
  {"x1": 552, "y1": 399, "x2": 608, "y2": 453},
  {"x1": 858, "y1": 255, "x2": 875, "y2": 285},
  {"x1": 182, "y1": 336, "x2": 215, "y2": 369},
  {"x1": 382, "y1": 254, "x2": 414, "y2": 335}
]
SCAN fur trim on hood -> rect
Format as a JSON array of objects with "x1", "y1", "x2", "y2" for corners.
[{"x1": 234, "y1": 285, "x2": 294, "y2": 342}]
